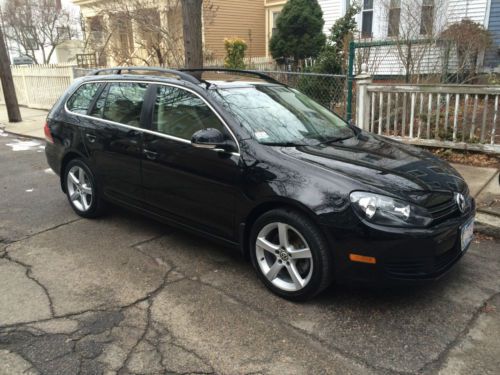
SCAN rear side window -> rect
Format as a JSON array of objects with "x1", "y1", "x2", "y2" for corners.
[
  {"x1": 153, "y1": 85, "x2": 225, "y2": 140},
  {"x1": 66, "y1": 83, "x2": 101, "y2": 114},
  {"x1": 101, "y1": 82, "x2": 148, "y2": 127}
]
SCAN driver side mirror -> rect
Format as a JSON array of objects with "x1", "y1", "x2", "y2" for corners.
[{"x1": 191, "y1": 128, "x2": 237, "y2": 153}]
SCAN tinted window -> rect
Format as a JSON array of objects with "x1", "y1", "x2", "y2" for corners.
[
  {"x1": 153, "y1": 85, "x2": 225, "y2": 140},
  {"x1": 67, "y1": 83, "x2": 101, "y2": 114},
  {"x1": 101, "y1": 82, "x2": 148, "y2": 126}
]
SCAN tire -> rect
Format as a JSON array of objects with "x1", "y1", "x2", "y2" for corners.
[
  {"x1": 64, "y1": 158, "x2": 105, "y2": 218},
  {"x1": 249, "y1": 208, "x2": 333, "y2": 301}
]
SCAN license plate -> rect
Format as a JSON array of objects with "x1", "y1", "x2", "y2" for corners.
[{"x1": 461, "y1": 219, "x2": 474, "y2": 251}]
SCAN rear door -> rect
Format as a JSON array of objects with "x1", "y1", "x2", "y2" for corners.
[
  {"x1": 81, "y1": 81, "x2": 149, "y2": 205},
  {"x1": 141, "y1": 84, "x2": 242, "y2": 239}
]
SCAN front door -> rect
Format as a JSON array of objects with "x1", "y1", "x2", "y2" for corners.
[{"x1": 141, "y1": 84, "x2": 241, "y2": 240}]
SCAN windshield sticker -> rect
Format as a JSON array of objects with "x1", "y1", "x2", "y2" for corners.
[{"x1": 254, "y1": 131, "x2": 269, "y2": 140}]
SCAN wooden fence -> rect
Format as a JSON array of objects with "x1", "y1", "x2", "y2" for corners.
[
  {"x1": 0, "y1": 64, "x2": 75, "y2": 110},
  {"x1": 356, "y1": 75, "x2": 500, "y2": 153}
]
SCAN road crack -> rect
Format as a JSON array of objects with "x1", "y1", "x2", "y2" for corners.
[{"x1": 2, "y1": 253, "x2": 56, "y2": 317}]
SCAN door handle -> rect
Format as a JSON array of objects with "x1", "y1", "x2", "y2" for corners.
[
  {"x1": 143, "y1": 149, "x2": 159, "y2": 160},
  {"x1": 85, "y1": 133, "x2": 96, "y2": 143}
]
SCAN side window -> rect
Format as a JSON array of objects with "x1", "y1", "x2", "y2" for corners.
[
  {"x1": 153, "y1": 85, "x2": 226, "y2": 140},
  {"x1": 66, "y1": 83, "x2": 101, "y2": 114},
  {"x1": 101, "y1": 82, "x2": 148, "y2": 126}
]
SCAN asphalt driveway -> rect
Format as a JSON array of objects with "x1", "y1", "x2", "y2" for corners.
[{"x1": 0, "y1": 131, "x2": 499, "y2": 375}]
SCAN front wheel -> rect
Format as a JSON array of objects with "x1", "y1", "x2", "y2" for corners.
[
  {"x1": 64, "y1": 159, "x2": 105, "y2": 218},
  {"x1": 249, "y1": 209, "x2": 333, "y2": 301}
]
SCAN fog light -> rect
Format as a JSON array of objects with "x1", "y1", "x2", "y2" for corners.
[{"x1": 349, "y1": 253, "x2": 376, "y2": 264}]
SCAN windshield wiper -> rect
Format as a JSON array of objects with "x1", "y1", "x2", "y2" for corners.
[
  {"x1": 318, "y1": 135, "x2": 353, "y2": 145},
  {"x1": 261, "y1": 142, "x2": 307, "y2": 147}
]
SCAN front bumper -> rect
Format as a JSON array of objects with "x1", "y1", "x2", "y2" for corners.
[{"x1": 324, "y1": 200, "x2": 476, "y2": 284}]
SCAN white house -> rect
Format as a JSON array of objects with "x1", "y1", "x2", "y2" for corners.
[
  {"x1": 322, "y1": 0, "x2": 497, "y2": 75},
  {"x1": 266, "y1": 1, "x2": 498, "y2": 74}
]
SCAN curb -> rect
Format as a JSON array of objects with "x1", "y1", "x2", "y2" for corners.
[
  {"x1": 0, "y1": 126, "x2": 45, "y2": 141},
  {"x1": 475, "y1": 212, "x2": 500, "y2": 238}
]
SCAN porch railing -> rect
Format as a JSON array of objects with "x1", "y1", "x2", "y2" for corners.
[{"x1": 356, "y1": 75, "x2": 500, "y2": 153}]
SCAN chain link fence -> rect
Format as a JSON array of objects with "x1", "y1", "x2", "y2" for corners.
[
  {"x1": 352, "y1": 40, "x2": 489, "y2": 84},
  {"x1": 253, "y1": 71, "x2": 348, "y2": 118}
]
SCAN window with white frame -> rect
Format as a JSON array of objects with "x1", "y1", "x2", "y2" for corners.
[
  {"x1": 361, "y1": 0, "x2": 374, "y2": 38},
  {"x1": 387, "y1": 0, "x2": 401, "y2": 37}
]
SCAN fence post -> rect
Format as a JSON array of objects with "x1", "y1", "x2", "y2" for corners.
[
  {"x1": 346, "y1": 41, "x2": 355, "y2": 122},
  {"x1": 355, "y1": 65, "x2": 372, "y2": 131}
]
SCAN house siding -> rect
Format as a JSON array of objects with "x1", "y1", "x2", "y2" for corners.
[
  {"x1": 351, "y1": 0, "x2": 492, "y2": 76},
  {"x1": 318, "y1": 0, "x2": 344, "y2": 34},
  {"x1": 485, "y1": 0, "x2": 500, "y2": 69},
  {"x1": 448, "y1": 0, "x2": 488, "y2": 25},
  {"x1": 204, "y1": 0, "x2": 266, "y2": 59}
]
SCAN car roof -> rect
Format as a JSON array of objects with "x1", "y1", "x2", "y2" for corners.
[{"x1": 81, "y1": 67, "x2": 285, "y2": 90}]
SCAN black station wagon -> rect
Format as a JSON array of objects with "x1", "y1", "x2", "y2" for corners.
[{"x1": 45, "y1": 67, "x2": 475, "y2": 300}]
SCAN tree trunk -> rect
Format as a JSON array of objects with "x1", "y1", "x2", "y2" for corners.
[
  {"x1": 0, "y1": 25, "x2": 22, "y2": 122},
  {"x1": 181, "y1": 0, "x2": 203, "y2": 76}
]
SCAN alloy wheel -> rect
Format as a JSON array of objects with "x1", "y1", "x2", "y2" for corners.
[
  {"x1": 67, "y1": 165, "x2": 93, "y2": 212},
  {"x1": 255, "y1": 222, "x2": 313, "y2": 292}
]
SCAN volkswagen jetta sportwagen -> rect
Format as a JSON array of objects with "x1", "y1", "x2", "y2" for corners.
[{"x1": 45, "y1": 67, "x2": 475, "y2": 300}]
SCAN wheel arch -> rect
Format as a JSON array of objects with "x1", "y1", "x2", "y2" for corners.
[{"x1": 239, "y1": 198, "x2": 322, "y2": 258}]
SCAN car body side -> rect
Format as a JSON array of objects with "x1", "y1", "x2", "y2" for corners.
[{"x1": 45, "y1": 75, "x2": 475, "y2": 285}]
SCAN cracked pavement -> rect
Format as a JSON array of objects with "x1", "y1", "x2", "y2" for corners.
[{"x1": 0, "y1": 133, "x2": 499, "y2": 375}]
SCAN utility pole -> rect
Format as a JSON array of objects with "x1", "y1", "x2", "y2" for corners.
[
  {"x1": 181, "y1": 0, "x2": 203, "y2": 76},
  {"x1": 0, "y1": 23, "x2": 22, "y2": 122}
]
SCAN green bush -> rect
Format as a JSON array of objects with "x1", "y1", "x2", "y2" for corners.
[{"x1": 224, "y1": 38, "x2": 247, "y2": 69}]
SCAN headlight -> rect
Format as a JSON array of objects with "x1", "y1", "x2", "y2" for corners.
[{"x1": 350, "y1": 192, "x2": 432, "y2": 228}]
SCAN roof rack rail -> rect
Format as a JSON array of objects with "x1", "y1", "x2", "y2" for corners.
[
  {"x1": 179, "y1": 68, "x2": 284, "y2": 86},
  {"x1": 88, "y1": 66, "x2": 201, "y2": 85}
]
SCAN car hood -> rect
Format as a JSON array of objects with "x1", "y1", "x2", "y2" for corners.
[{"x1": 278, "y1": 132, "x2": 467, "y2": 207}]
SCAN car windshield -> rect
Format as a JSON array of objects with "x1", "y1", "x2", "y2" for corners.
[{"x1": 210, "y1": 85, "x2": 353, "y2": 145}]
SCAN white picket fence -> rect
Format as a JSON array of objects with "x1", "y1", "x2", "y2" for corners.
[
  {"x1": 356, "y1": 75, "x2": 500, "y2": 153},
  {"x1": 0, "y1": 64, "x2": 76, "y2": 110},
  {"x1": 205, "y1": 56, "x2": 276, "y2": 70}
]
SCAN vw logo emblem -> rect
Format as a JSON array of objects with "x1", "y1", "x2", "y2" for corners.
[{"x1": 455, "y1": 193, "x2": 466, "y2": 213}]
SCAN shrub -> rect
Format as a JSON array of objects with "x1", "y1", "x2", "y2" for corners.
[{"x1": 224, "y1": 38, "x2": 248, "y2": 69}]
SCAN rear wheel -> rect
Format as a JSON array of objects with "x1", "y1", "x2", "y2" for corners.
[
  {"x1": 64, "y1": 159, "x2": 105, "y2": 218},
  {"x1": 249, "y1": 209, "x2": 333, "y2": 301}
]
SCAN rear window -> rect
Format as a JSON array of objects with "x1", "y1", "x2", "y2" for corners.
[{"x1": 66, "y1": 83, "x2": 101, "y2": 114}]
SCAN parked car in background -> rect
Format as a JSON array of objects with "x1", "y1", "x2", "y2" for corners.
[{"x1": 45, "y1": 67, "x2": 475, "y2": 300}]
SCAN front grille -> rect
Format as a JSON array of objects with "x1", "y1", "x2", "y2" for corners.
[
  {"x1": 385, "y1": 246, "x2": 462, "y2": 279},
  {"x1": 428, "y1": 200, "x2": 460, "y2": 224},
  {"x1": 427, "y1": 187, "x2": 470, "y2": 225}
]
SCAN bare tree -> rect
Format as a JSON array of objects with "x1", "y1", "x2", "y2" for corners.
[
  {"x1": 380, "y1": 0, "x2": 448, "y2": 83},
  {"x1": 82, "y1": 0, "x2": 217, "y2": 67},
  {"x1": 440, "y1": 19, "x2": 493, "y2": 83},
  {"x1": 3, "y1": 0, "x2": 80, "y2": 64}
]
